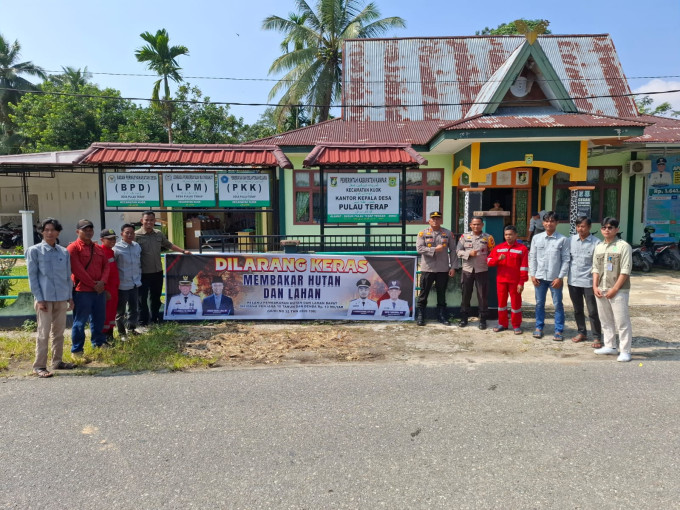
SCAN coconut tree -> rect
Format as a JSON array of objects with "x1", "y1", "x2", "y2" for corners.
[
  {"x1": 263, "y1": 0, "x2": 406, "y2": 123},
  {"x1": 51, "y1": 66, "x2": 93, "y2": 90},
  {"x1": 135, "y1": 29, "x2": 189, "y2": 143},
  {"x1": 0, "y1": 33, "x2": 46, "y2": 128}
]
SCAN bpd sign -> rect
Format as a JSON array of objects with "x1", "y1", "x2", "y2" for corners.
[{"x1": 105, "y1": 173, "x2": 160, "y2": 207}]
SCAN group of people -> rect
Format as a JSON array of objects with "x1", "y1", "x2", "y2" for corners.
[
  {"x1": 416, "y1": 210, "x2": 633, "y2": 362},
  {"x1": 26, "y1": 211, "x2": 189, "y2": 378}
]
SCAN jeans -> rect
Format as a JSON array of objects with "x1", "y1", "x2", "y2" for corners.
[
  {"x1": 534, "y1": 279, "x2": 565, "y2": 332},
  {"x1": 139, "y1": 271, "x2": 164, "y2": 325},
  {"x1": 71, "y1": 291, "x2": 107, "y2": 351}
]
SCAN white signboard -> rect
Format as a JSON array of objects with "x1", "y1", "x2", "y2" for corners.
[
  {"x1": 218, "y1": 173, "x2": 271, "y2": 207},
  {"x1": 105, "y1": 173, "x2": 160, "y2": 207},
  {"x1": 162, "y1": 173, "x2": 215, "y2": 207},
  {"x1": 327, "y1": 173, "x2": 400, "y2": 223}
]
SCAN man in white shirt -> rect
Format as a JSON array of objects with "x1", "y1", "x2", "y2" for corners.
[
  {"x1": 649, "y1": 157, "x2": 672, "y2": 187},
  {"x1": 165, "y1": 275, "x2": 202, "y2": 317},
  {"x1": 378, "y1": 280, "x2": 411, "y2": 318},
  {"x1": 347, "y1": 278, "x2": 379, "y2": 317}
]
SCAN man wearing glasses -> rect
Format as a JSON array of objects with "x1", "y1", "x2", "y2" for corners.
[{"x1": 592, "y1": 218, "x2": 634, "y2": 362}]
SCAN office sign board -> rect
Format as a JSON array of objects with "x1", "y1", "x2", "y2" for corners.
[
  {"x1": 105, "y1": 173, "x2": 160, "y2": 207},
  {"x1": 218, "y1": 173, "x2": 271, "y2": 207}
]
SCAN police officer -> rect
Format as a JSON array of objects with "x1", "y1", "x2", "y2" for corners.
[
  {"x1": 347, "y1": 278, "x2": 379, "y2": 317},
  {"x1": 456, "y1": 216, "x2": 495, "y2": 329},
  {"x1": 165, "y1": 275, "x2": 202, "y2": 317},
  {"x1": 415, "y1": 211, "x2": 457, "y2": 326}
]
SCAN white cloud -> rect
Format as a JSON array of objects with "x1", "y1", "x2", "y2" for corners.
[{"x1": 633, "y1": 79, "x2": 680, "y2": 113}]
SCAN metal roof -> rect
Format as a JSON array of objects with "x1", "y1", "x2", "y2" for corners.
[
  {"x1": 303, "y1": 144, "x2": 427, "y2": 167},
  {"x1": 623, "y1": 115, "x2": 680, "y2": 144},
  {"x1": 76, "y1": 143, "x2": 293, "y2": 168},
  {"x1": 343, "y1": 35, "x2": 638, "y2": 121},
  {"x1": 445, "y1": 112, "x2": 651, "y2": 131}
]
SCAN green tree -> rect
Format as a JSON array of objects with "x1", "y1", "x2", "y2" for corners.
[
  {"x1": 9, "y1": 81, "x2": 131, "y2": 152},
  {"x1": 171, "y1": 84, "x2": 252, "y2": 144},
  {"x1": 476, "y1": 19, "x2": 551, "y2": 36},
  {"x1": 0, "y1": 33, "x2": 46, "y2": 129},
  {"x1": 116, "y1": 103, "x2": 167, "y2": 143},
  {"x1": 135, "y1": 29, "x2": 189, "y2": 143},
  {"x1": 263, "y1": 0, "x2": 406, "y2": 123},
  {"x1": 636, "y1": 95, "x2": 680, "y2": 117},
  {"x1": 50, "y1": 66, "x2": 92, "y2": 90}
]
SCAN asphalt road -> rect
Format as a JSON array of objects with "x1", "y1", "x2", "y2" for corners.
[{"x1": 1, "y1": 361, "x2": 679, "y2": 509}]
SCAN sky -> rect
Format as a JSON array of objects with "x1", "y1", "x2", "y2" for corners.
[{"x1": 2, "y1": 0, "x2": 680, "y2": 124}]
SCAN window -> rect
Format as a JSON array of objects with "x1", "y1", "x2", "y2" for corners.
[
  {"x1": 552, "y1": 167, "x2": 621, "y2": 223},
  {"x1": 292, "y1": 169, "x2": 444, "y2": 224}
]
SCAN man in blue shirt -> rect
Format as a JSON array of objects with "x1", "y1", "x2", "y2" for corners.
[
  {"x1": 529, "y1": 211, "x2": 570, "y2": 341},
  {"x1": 26, "y1": 218, "x2": 75, "y2": 378},
  {"x1": 567, "y1": 216, "x2": 602, "y2": 346}
]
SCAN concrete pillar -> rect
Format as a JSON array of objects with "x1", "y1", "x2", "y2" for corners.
[{"x1": 19, "y1": 210, "x2": 34, "y2": 249}]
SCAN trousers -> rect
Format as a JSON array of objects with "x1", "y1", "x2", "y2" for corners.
[
  {"x1": 460, "y1": 270, "x2": 488, "y2": 319},
  {"x1": 71, "y1": 291, "x2": 107, "y2": 351},
  {"x1": 417, "y1": 272, "x2": 449, "y2": 308},
  {"x1": 116, "y1": 287, "x2": 139, "y2": 335},
  {"x1": 33, "y1": 300, "x2": 68, "y2": 370},
  {"x1": 139, "y1": 271, "x2": 164, "y2": 325},
  {"x1": 595, "y1": 291, "x2": 633, "y2": 353},
  {"x1": 567, "y1": 284, "x2": 601, "y2": 339},
  {"x1": 497, "y1": 282, "x2": 523, "y2": 329}
]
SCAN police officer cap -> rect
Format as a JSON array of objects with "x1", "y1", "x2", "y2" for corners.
[
  {"x1": 388, "y1": 280, "x2": 401, "y2": 290},
  {"x1": 211, "y1": 275, "x2": 223, "y2": 284},
  {"x1": 430, "y1": 211, "x2": 443, "y2": 218},
  {"x1": 356, "y1": 278, "x2": 371, "y2": 288},
  {"x1": 657, "y1": 157, "x2": 667, "y2": 165},
  {"x1": 179, "y1": 275, "x2": 193, "y2": 285}
]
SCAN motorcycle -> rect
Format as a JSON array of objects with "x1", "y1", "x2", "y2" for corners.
[
  {"x1": 632, "y1": 245, "x2": 654, "y2": 272},
  {"x1": 0, "y1": 223, "x2": 21, "y2": 249},
  {"x1": 653, "y1": 243, "x2": 680, "y2": 271}
]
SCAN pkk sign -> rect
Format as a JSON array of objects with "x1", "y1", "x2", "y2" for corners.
[
  {"x1": 105, "y1": 173, "x2": 160, "y2": 207},
  {"x1": 218, "y1": 173, "x2": 270, "y2": 207},
  {"x1": 327, "y1": 173, "x2": 400, "y2": 223},
  {"x1": 163, "y1": 253, "x2": 416, "y2": 321},
  {"x1": 162, "y1": 173, "x2": 216, "y2": 207}
]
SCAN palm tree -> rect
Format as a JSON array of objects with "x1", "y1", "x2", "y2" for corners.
[
  {"x1": 263, "y1": 0, "x2": 406, "y2": 123},
  {"x1": 51, "y1": 66, "x2": 92, "y2": 90},
  {"x1": 0, "y1": 33, "x2": 46, "y2": 127},
  {"x1": 135, "y1": 29, "x2": 189, "y2": 143}
]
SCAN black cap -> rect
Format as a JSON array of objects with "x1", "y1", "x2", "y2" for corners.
[
  {"x1": 76, "y1": 219, "x2": 94, "y2": 230},
  {"x1": 388, "y1": 280, "x2": 401, "y2": 290},
  {"x1": 430, "y1": 211, "x2": 442, "y2": 218},
  {"x1": 356, "y1": 278, "x2": 371, "y2": 288},
  {"x1": 657, "y1": 157, "x2": 667, "y2": 165},
  {"x1": 100, "y1": 228, "x2": 117, "y2": 239},
  {"x1": 179, "y1": 275, "x2": 193, "y2": 284},
  {"x1": 211, "y1": 275, "x2": 223, "y2": 284}
]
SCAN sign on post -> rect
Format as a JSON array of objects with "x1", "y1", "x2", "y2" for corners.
[
  {"x1": 326, "y1": 173, "x2": 400, "y2": 223},
  {"x1": 105, "y1": 173, "x2": 160, "y2": 207},
  {"x1": 162, "y1": 173, "x2": 216, "y2": 207},
  {"x1": 218, "y1": 173, "x2": 271, "y2": 207}
]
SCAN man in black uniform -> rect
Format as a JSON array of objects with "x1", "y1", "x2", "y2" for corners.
[{"x1": 415, "y1": 211, "x2": 458, "y2": 326}]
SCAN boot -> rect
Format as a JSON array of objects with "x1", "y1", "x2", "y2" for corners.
[
  {"x1": 437, "y1": 306, "x2": 450, "y2": 326},
  {"x1": 416, "y1": 307, "x2": 426, "y2": 326}
]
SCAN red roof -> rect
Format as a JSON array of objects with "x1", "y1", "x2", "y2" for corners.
[
  {"x1": 444, "y1": 113, "x2": 651, "y2": 131},
  {"x1": 303, "y1": 144, "x2": 428, "y2": 168},
  {"x1": 623, "y1": 115, "x2": 680, "y2": 144},
  {"x1": 76, "y1": 143, "x2": 293, "y2": 168}
]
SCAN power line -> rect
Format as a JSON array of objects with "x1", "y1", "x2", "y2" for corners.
[
  {"x1": 40, "y1": 69, "x2": 680, "y2": 84},
  {"x1": 1, "y1": 86, "x2": 678, "y2": 109}
]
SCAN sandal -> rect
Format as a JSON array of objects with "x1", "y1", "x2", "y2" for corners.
[
  {"x1": 532, "y1": 328, "x2": 543, "y2": 339},
  {"x1": 34, "y1": 368, "x2": 53, "y2": 378},
  {"x1": 592, "y1": 340, "x2": 603, "y2": 349},
  {"x1": 514, "y1": 328, "x2": 523, "y2": 335},
  {"x1": 572, "y1": 333, "x2": 587, "y2": 343},
  {"x1": 493, "y1": 326, "x2": 507, "y2": 333},
  {"x1": 553, "y1": 332, "x2": 564, "y2": 342},
  {"x1": 52, "y1": 361, "x2": 76, "y2": 370}
]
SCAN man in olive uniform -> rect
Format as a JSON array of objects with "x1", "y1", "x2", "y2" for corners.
[
  {"x1": 456, "y1": 216, "x2": 495, "y2": 329},
  {"x1": 415, "y1": 211, "x2": 457, "y2": 326}
]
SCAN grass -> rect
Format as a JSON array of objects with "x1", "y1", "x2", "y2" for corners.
[{"x1": 0, "y1": 322, "x2": 214, "y2": 375}]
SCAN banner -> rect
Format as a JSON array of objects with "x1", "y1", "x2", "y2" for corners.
[
  {"x1": 162, "y1": 173, "x2": 216, "y2": 207},
  {"x1": 163, "y1": 253, "x2": 416, "y2": 321},
  {"x1": 646, "y1": 155, "x2": 680, "y2": 241},
  {"x1": 326, "y1": 173, "x2": 400, "y2": 223},
  {"x1": 218, "y1": 173, "x2": 271, "y2": 207},
  {"x1": 105, "y1": 173, "x2": 160, "y2": 207}
]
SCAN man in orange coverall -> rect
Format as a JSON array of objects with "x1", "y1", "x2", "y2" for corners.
[
  {"x1": 100, "y1": 228, "x2": 120, "y2": 344},
  {"x1": 486, "y1": 225, "x2": 529, "y2": 335}
]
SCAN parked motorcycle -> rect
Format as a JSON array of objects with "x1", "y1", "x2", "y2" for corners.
[
  {"x1": 632, "y1": 245, "x2": 654, "y2": 272},
  {"x1": 653, "y1": 243, "x2": 680, "y2": 270},
  {"x1": 0, "y1": 223, "x2": 21, "y2": 249}
]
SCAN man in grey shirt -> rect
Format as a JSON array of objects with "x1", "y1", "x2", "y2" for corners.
[
  {"x1": 528, "y1": 211, "x2": 570, "y2": 341},
  {"x1": 567, "y1": 216, "x2": 602, "y2": 346},
  {"x1": 26, "y1": 218, "x2": 75, "y2": 377},
  {"x1": 114, "y1": 223, "x2": 142, "y2": 340}
]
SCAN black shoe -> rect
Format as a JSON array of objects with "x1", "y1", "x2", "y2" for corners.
[
  {"x1": 437, "y1": 308, "x2": 450, "y2": 326},
  {"x1": 479, "y1": 321, "x2": 488, "y2": 330},
  {"x1": 459, "y1": 318, "x2": 468, "y2": 327}
]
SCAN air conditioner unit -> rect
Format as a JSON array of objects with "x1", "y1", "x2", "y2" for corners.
[{"x1": 626, "y1": 160, "x2": 651, "y2": 175}]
